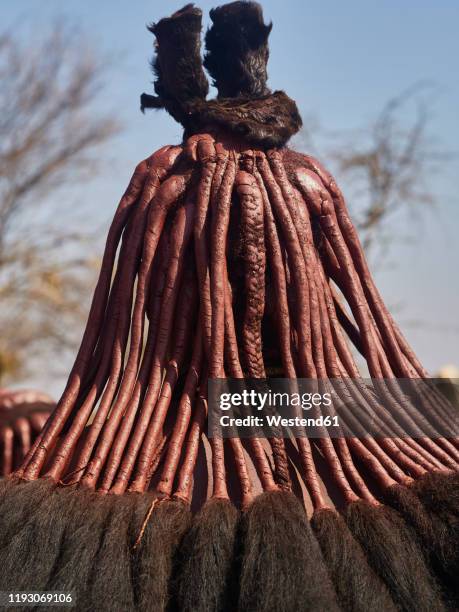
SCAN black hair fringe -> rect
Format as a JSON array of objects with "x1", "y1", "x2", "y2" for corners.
[
  {"x1": 311, "y1": 508, "x2": 397, "y2": 612},
  {"x1": 88, "y1": 494, "x2": 137, "y2": 611},
  {"x1": 0, "y1": 483, "x2": 67, "y2": 595},
  {"x1": 345, "y1": 501, "x2": 445, "y2": 612},
  {"x1": 175, "y1": 497, "x2": 239, "y2": 612},
  {"x1": 45, "y1": 490, "x2": 115, "y2": 610},
  {"x1": 237, "y1": 491, "x2": 340, "y2": 612},
  {"x1": 131, "y1": 497, "x2": 191, "y2": 611},
  {"x1": 384, "y1": 482, "x2": 459, "y2": 607},
  {"x1": 0, "y1": 479, "x2": 54, "y2": 550},
  {"x1": 414, "y1": 472, "x2": 459, "y2": 519}
]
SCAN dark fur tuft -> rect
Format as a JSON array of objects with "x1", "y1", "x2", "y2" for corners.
[
  {"x1": 45, "y1": 490, "x2": 115, "y2": 610},
  {"x1": 88, "y1": 495, "x2": 136, "y2": 611},
  {"x1": 238, "y1": 491, "x2": 340, "y2": 611},
  {"x1": 142, "y1": 3, "x2": 301, "y2": 147},
  {"x1": 175, "y1": 498, "x2": 239, "y2": 612},
  {"x1": 205, "y1": 1, "x2": 272, "y2": 98},
  {"x1": 0, "y1": 483, "x2": 191, "y2": 610},
  {"x1": 311, "y1": 508, "x2": 397, "y2": 612},
  {"x1": 0, "y1": 479, "x2": 54, "y2": 550},
  {"x1": 413, "y1": 471, "x2": 459, "y2": 519},
  {"x1": 0, "y1": 483, "x2": 68, "y2": 595},
  {"x1": 187, "y1": 91, "x2": 302, "y2": 148},
  {"x1": 413, "y1": 471, "x2": 459, "y2": 602},
  {"x1": 142, "y1": 4, "x2": 208, "y2": 122},
  {"x1": 384, "y1": 482, "x2": 458, "y2": 606},
  {"x1": 345, "y1": 501, "x2": 445, "y2": 612},
  {"x1": 131, "y1": 497, "x2": 191, "y2": 611}
]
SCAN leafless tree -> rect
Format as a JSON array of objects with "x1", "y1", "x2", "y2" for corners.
[
  {"x1": 330, "y1": 85, "x2": 452, "y2": 261},
  {"x1": 0, "y1": 22, "x2": 119, "y2": 384},
  {"x1": 295, "y1": 85, "x2": 452, "y2": 265}
]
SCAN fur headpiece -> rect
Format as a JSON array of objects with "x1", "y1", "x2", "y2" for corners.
[
  {"x1": 143, "y1": 4, "x2": 209, "y2": 125},
  {"x1": 204, "y1": 0, "x2": 272, "y2": 98},
  {"x1": 141, "y1": 2, "x2": 302, "y2": 148}
]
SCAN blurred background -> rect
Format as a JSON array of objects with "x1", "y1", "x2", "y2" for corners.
[{"x1": 1, "y1": 0, "x2": 458, "y2": 398}]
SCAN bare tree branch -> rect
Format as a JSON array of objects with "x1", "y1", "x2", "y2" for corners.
[
  {"x1": 328, "y1": 84, "x2": 454, "y2": 258},
  {"x1": 0, "y1": 21, "x2": 120, "y2": 383}
]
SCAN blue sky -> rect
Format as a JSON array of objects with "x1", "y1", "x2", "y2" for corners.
[{"x1": 2, "y1": 1, "x2": 459, "y2": 390}]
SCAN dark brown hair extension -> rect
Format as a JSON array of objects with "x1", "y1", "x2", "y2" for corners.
[
  {"x1": 345, "y1": 501, "x2": 445, "y2": 612},
  {"x1": 175, "y1": 498, "x2": 239, "y2": 612},
  {"x1": 131, "y1": 499, "x2": 191, "y2": 612},
  {"x1": 238, "y1": 491, "x2": 340, "y2": 612},
  {"x1": 45, "y1": 491, "x2": 115, "y2": 609},
  {"x1": 413, "y1": 472, "x2": 459, "y2": 519},
  {"x1": 0, "y1": 484, "x2": 67, "y2": 594},
  {"x1": 384, "y1": 483, "x2": 458, "y2": 607},
  {"x1": 0, "y1": 480, "x2": 54, "y2": 551},
  {"x1": 88, "y1": 495, "x2": 137, "y2": 611},
  {"x1": 311, "y1": 508, "x2": 397, "y2": 612}
]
